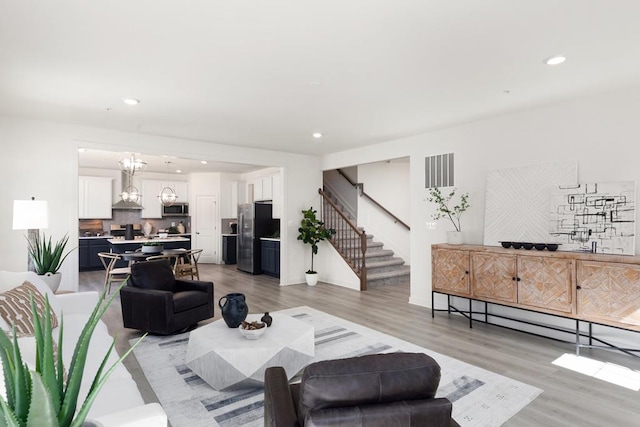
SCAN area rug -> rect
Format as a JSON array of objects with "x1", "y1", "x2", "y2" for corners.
[{"x1": 131, "y1": 306, "x2": 542, "y2": 427}]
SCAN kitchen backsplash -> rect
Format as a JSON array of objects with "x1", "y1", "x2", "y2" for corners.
[
  {"x1": 80, "y1": 210, "x2": 191, "y2": 236},
  {"x1": 221, "y1": 218, "x2": 238, "y2": 234}
]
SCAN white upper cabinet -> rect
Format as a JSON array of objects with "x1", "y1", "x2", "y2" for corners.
[
  {"x1": 140, "y1": 179, "x2": 189, "y2": 218},
  {"x1": 140, "y1": 180, "x2": 163, "y2": 218},
  {"x1": 78, "y1": 176, "x2": 113, "y2": 219},
  {"x1": 166, "y1": 181, "x2": 189, "y2": 204},
  {"x1": 253, "y1": 175, "x2": 274, "y2": 202}
]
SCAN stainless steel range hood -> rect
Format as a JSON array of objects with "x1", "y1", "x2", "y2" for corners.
[{"x1": 112, "y1": 172, "x2": 143, "y2": 210}]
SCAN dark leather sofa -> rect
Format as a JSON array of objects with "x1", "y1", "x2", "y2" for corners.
[
  {"x1": 120, "y1": 259, "x2": 214, "y2": 335},
  {"x1": 264, "y1": 352, "x2": 460, "y2": 427}
]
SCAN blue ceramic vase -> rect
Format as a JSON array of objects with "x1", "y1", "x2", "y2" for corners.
[{"x1": 219, "y1": 293, "x2": 248, "y2": 328}]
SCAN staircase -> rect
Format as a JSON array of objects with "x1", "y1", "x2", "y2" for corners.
[{"x1": 321, "y1": 188, "x2": 410, "y2": 289}]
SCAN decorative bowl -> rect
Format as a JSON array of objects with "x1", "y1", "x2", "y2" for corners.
[
  {"x1": 141, "y1": 244, "x2": 164, "y2": 254},
  {"x1": 522, "y1": 242, "x2": 534, "y2": 250},
  {"x1": 546, "y1": 244, "x2": 559, "y2": 251},
  {"x1": 239, "y1": 322, "x2": 267, "y2": 340},
  {"x1": 534, "y1": 243, "x2": 546, "y2": 250},
  {"x1": 511, "y1": 242, "x2": 523, "y2": 249},
  {"x1": 500, "y1": 241, "x2": 512, "y2": 249}
]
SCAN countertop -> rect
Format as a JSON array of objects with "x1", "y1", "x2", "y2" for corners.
[
  {"x1": 221, "y1": 234, "x2": 238, "y2": 237},
  {"x1": 107, "y1": 236, "x2": 190, "y2": 244},
  {"x1": 80, "y1": 233, "x2": 190, "y2": 240},
  {"x1": 260, "y1": 237, "x2": 280, "y2": 242}
]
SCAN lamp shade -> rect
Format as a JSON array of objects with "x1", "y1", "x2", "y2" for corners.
[{"x1": 13, "y1": 199, "x2": 49, "y2": 230}]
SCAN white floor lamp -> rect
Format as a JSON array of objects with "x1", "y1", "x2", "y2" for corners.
[{"x1": 12, "y1": 197, "x2": 49, "y2": 272}]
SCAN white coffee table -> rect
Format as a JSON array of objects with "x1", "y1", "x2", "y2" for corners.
[{"x1": 185, "y1": 312, "x2": 314, "y2": 390}]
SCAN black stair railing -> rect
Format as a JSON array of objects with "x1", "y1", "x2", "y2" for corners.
[{"x1": 319, "y1": 188, "x2": 368, "y2": 291}]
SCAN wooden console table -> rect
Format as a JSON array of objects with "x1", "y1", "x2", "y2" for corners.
[{"x1": 431, "y1": 244, "x2": 640, "y2": 356}]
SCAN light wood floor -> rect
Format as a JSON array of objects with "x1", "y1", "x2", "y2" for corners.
[{"x1": 81, "y1": 264, "x2": 640, "y2": 427}]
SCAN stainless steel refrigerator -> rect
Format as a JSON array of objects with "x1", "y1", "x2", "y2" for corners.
[{"x1": 237, "y1": 202, "x2": 278, "y2": 274}]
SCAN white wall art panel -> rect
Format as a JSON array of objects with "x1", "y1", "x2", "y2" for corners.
[
  {"x1": 484, "y1": 161, "x2": 578, "y2": 246},
  {"x1": 550, "y1": 182, "x2": 636, "y2": 254}
]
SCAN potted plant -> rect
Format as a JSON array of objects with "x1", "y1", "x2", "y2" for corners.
[
  {"x1": 27, "y1": 233, "x2": 73, "y2": 292},
  {"x1": 297, "y1": 207, "x2": 336, "y2": 286},
  {"x1": 427, "y1": 187, "x2": 470, "y2": 245},
  {"x1": 0, "y1": 283, "x2": 145, "y2": 426}
]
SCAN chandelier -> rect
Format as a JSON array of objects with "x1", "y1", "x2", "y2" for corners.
[
  {"x1": 119, "y1": 153, "x2": 147, "y2": 176},
  {"x1": 158, "y1": 161, "x2": 178, "y2": 206}
]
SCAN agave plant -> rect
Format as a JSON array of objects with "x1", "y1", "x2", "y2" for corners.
[
  {"x1": 26, "y1": 233, "x2": 73, "y2": 275},
  {"x1": 0, "y1": 283, "x2": 145, "y2": 426}
]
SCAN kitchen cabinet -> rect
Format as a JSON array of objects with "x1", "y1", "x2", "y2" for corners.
[
  {"x1": 78, "y1": 176, "x2": 113, "y2": 219},
  {"x1": 222, "y1": 235, "x2": 237, "y2": 264},
  {"x1": 168, "y1": 181, "x2": 189, "y2": 203},
  {"x1": 140, "y1": 180, "x2": 189, "y2": 218},
  {"x1": 253, "y1": 175, "x2": 274, "y2": 202},
  {"x1": 79, "y1": 238, "x2": 110, "y2": 271},
  {"x1": 221, "y1": 181, "x2": 242, "y2": 218},
  {"x1": 261, "y1": 239, "x2": 280, "y2": 277},
  {"x1": 140, "y1": 180, "x2": 163, "y2": 218}
]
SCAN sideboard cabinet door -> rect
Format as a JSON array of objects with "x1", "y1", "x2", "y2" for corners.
[
  {"x1": 577, "y1": 260, "x2": 640, "y2": 330},
  {"x1": 471, "y1": 252, "x2": 517, "y2": 303},
  {"x1": 432, "y1": 248, "x2": 470, "y2": 296},
  {"x1": 518, "y1": 256, "x2": 574, "y2": 314}
]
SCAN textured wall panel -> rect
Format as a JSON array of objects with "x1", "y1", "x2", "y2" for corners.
[{"x1": 483, "y1": 161, "x2": 578, "y2": 247}]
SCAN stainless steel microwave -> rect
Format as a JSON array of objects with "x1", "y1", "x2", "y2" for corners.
[{"x1": 162, "y1": 203, "x2": 189, "y2": 217}]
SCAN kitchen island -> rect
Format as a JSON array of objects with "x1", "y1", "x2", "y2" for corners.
[{"x1": 108, "y1": 236, "x2": 191, "y2": 267}]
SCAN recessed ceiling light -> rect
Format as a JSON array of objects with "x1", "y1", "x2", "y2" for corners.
[
  {"x1": 201, "y1": 160, "x2": 208, "y2": 164},
  {"x1": 78, "y1": 148, "x2": 87, "y2": 153},
  {"x1": 123, "y1": 98, "x2": 140, "y2": 105},
  {"x1": 313, "y1": 132, "x2": 323, "y2": 139},
  {"x1": 544, "y1": 55, "x2": 566, "y2": 65},
  {"x1": 176, "y1": 169, "x2": 182, "y2": 173}
]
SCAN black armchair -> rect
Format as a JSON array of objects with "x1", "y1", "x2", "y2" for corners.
[
  {"x1": 264, "y1": 352, "x2": 459, "y2": 427},
  {"x1": 120, "y1": 259, "x2": 214, "y2": 335}
]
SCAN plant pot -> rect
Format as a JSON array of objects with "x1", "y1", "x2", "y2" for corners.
[
  {"x1": 142, "y1": 244, "x2": 164, "y2": 254},
  {"x1": 446, "y1": 231, "x2": 464, "y2": 245},
  {"x1": 305, "y1": 272, "x2": 318, "y2": 286},
  {"x1": 39, "y1": 272, "x2": 62, "y2": 293}
]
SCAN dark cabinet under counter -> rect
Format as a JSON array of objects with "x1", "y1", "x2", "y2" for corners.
[
  {"x1": 79, "y1": 238, "x2": 110, "y2": 271},
  {"x1": 222, "y1": 235, "x2": 237, "y2": 265},
  {"x1": 260, "y1": 239, "x2": 280, "y2": 277}
]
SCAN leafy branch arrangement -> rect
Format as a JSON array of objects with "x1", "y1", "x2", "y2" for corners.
[
  {"x1": 297, "y1": 207, "x2": 336, "y2": 274},
  {"x1": 0, "y1": 282, "x2": 145, "y2": 427},
  {"x1": 427, "y1": 187, "x2": 470, "y2": 232},
  {"x1": 27, "y1": 233, "x2": 73, "y2": 275}
]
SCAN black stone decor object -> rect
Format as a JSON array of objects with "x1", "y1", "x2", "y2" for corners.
[
  {"x1": 219, "y1": 293, "x2": 249, "y2": 328},
  {"x1": 261, "y1": 312, "x2": 273, "y2": 327}
]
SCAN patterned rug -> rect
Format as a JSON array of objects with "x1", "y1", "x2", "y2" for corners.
[{"x1": 131, "y1": 306, "x2": 542, "y2": 427}]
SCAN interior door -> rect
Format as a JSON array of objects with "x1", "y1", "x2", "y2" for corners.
[{"x1": 195, "y1": 195, "x2": 218, "y2": 263}]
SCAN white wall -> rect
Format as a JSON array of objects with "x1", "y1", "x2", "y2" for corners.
[
  {"x1": 322, "y1": 82, "x2": 640, "y2": 310},
  {"x1": 357, "y1": 159, "x2": 410, "y2": 263},
  {"x1": 1, "y1": 116, "x2": 321, "y2": 291}
]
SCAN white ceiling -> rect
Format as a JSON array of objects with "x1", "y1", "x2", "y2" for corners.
[
  {"x1": 78, "y1": 149, "x2": 262, "y2": 175},
  {"x1": 2, "y1": 1, "x2": 640, "y2": 156}
]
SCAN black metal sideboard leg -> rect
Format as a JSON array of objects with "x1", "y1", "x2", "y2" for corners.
[
  {"x1": 469, "y1": 298, "x2": 473, "y2": 329},
  {"x1": 576, "y1": 319, "x2": 580, "y2": 356}
]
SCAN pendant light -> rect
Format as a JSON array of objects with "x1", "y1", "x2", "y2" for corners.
[
  {"x1": 158, "y1": 161, "x2": 178, "y2": 206},
  {"x1": 120, "y1": 173, "x2": 141, "y2": 203},
  {"x1": 119, "y1": 153, "x2": 147, "y2": 176}
]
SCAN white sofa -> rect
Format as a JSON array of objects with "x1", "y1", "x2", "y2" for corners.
[{"x1": 0, "y1": 271, "x2": 167, "y2": 427}]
